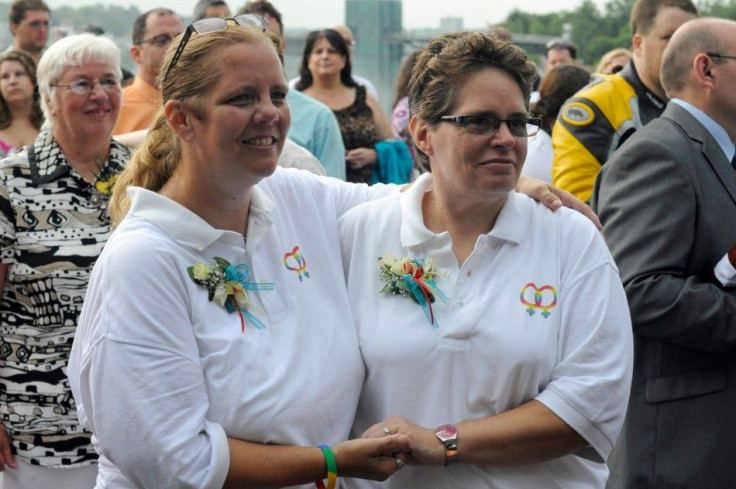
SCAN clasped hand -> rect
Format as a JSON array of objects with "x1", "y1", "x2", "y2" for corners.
[{"x1": 361, "y1": 416, "x2": 447, "y2": 467}]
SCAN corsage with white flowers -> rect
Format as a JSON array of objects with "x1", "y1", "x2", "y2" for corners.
[
  {"x1": 188, "y1": 257, "x2": 274, "y2": 331},
  {"x1": 378, "y1": 254, "x2": 449, "y2": 326}
]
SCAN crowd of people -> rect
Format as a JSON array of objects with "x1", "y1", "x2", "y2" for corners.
[{"x1": 0, "y1": 0, "x2": 733, "y2": 488}]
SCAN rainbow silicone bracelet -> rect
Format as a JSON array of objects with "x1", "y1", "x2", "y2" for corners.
[{"x1": 314, "y1": 444, "x2": 337, "y2": 489}]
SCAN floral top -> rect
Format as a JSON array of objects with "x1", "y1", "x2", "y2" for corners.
[
  {"x1": 0, "y1": 129, "x2": 130, "y2": 467},
  {"x1": 333, "y1": 85, "x2": 381, "y2": 184}
]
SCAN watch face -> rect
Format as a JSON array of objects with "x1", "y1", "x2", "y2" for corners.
[{"x1": 435, "y1": 424, "x2": 458, "y2": 440}]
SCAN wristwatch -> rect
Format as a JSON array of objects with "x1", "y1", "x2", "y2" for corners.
[{"x1": 434, "y1": 424, "x2": 459, "y2": 465}]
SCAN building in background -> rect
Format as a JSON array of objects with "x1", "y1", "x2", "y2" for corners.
[
  {"x1": 439, "y1": 16, "x2": 463, "y2": 32},
  {"x1": 346, "y1": 0, "x2": 403, "y2": 113}
]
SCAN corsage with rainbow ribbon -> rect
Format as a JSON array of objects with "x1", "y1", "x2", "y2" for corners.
[
  {"x1": 378, "y1": 254, "x2": 449, "y2": 326},
  {"x1": 187, "y1": 257, "x2": 274, "y2": 331}
]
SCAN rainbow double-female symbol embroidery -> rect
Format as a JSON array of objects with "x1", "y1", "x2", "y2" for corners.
[
  {"x1": 284, "y1": 246, "x2": 309, "y2": 281},
  {"x1": 520, "y1": 283, "x2": 558, "y2": 318}
]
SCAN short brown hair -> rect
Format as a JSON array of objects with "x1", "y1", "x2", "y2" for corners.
[
  {"x1": 132, "y1": 8, "x2": 177, "y2": 45},
  {"x1": 532, "y1": 64, "x2": 590, "y2": 134},
  {"x1": 630, "y1": 0, "x2": 697, "y2": 35},
  {"x1": 408, "y1": 31, "x2": 537, "y2": 169},
  {"x1": 9, "y1": 0, "x2": 49, "y2": 25},
  {"x1": 193, "y1": 0, "x2": 229, "y2": 21},
  {"x1": 238, "y1": 0, "x2": 283, "y2": 34}
]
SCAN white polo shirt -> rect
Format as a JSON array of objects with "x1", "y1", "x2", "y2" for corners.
[
  {"x1": 68, "y1": 167, "x2": 392, "y2": 489},
  {"x1": 339, "y1": 173, "x2": 633, "y2": 489}
]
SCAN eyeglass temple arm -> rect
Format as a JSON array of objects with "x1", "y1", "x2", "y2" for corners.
[{"x1": 163, "y1": 26, "x2": 195, "y2": 81}]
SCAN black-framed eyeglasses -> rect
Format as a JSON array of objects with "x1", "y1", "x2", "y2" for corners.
[
  {"x1": 706, "y1": 52, "x2": 736, "y2": 61},
  {"x1": 137, "y1": 33, "x2": 178, "y2": 47},
  {"x1": 439, "y1": 115, "x2": 542, "y2": 138},
  {"x1": 163, "y1": 14, "x2": 268, "y2": 82}
]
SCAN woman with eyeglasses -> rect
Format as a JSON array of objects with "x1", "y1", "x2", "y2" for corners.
[
  {"x1": 0, "y1": 33, "x2": 128, "y2": 489},
  {"x1": 338, "y1": 32, "x2": 633, "y2": 489},
  {"x1": 0, "y1": 50, "x2": 43, "y2": 157},
  {"x1": 67, "y1": 19, "x2": 410, "y2": 489}
]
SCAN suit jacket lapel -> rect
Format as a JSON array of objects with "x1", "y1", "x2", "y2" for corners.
[{"x1": 664, "y1": 103, "x2": 736, "y2": 205}]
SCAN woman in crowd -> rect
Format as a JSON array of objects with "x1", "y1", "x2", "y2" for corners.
[
  {"x1": 67, "y1": 18, "x2": 598, "y2": 489},
  {"x1": 0, "y1": 34, "x2": 129, "y2": 488},
  {"x1": 595, "y1": 47, "x2": 632, "y2": 74},
  {"x1": 339, "y1": 32, "x2": 632, "y2": 488},
  {"x1": 0, "y1": 51, "x2": 43, "y2": 157},
  {"x1": 522, "y1": 63, "x2": 590, "y2": 182},
  {"x1": 296, "y1": 29, "x2": 393, "y2": 183}
]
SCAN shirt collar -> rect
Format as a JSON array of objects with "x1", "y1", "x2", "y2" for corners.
[
  {"x1": 28, "y1": 129, "x2": 131, "y2": 185},
  {"x1": 671, "y1": 98, "x2": 735, "y2": 162},
  {"x1": 126, "y1": 184, "x2": 275, "y2": 252},
  {"x1": 400, "y1": 172, "x2": 525, "y2": 248},
  {"x1": 621, "y1": 62, "x2": 667, "y2": 112}
]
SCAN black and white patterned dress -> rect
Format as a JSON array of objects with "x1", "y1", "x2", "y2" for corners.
[{"x1": 0, "y1": 130, "x2": 130, "y2": 467}]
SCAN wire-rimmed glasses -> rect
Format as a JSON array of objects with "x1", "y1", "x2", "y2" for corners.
[
  {"x1": 50, "y1": 76, "x2": 121, "y2": 96},
  {"x1": 706, "y1": 52, "x2": 736, "y2": 61}
]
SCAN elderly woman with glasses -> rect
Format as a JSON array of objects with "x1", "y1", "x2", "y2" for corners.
[
  {"x1": 0, "y1": 33, "x2": 128, "y2": 489},
  {"x1": 338, "y1": 32, "x2": 633, "y2": 489}
]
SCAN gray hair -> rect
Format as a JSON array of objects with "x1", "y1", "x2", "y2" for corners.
[{"x1": 36, "y1": 33, "x2": 121, "y2": 130}]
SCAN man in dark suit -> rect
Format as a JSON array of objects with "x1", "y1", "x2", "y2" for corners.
[{"x1": 591, "y1": 17, "x2": 736, "y2": 489}]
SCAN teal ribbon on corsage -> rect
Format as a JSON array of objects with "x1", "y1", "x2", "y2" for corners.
[
  {"x1": 402, "y1": 273, "x2": 450, "y2": 327},
  {"x1": 378, "y1": 254, "x2": 449, "y2": 327},
  {"x1": 187, "y1": 257, "x2": 275, "y2": 332},
  {"x1": 224, "y1": 263, "x2": 275, "y2": 330}
]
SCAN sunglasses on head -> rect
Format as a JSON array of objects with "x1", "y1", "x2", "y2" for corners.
[{"x1": 162, "y1": 14, "x2": 268, "y2": 82}]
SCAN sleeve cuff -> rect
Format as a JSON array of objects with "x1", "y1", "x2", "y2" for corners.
[
  {"x1": 535, "y1": 388, "x2": 610, "y2": 463},
  {"x1": 714, "y1": 253, "x2": 736, "y2": 287},
  {"x1": 204, "y1": 420, "x2": 230, "y2": 489}
]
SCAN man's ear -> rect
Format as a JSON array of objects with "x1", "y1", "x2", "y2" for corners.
[
  {"x1": 631, "y1": 33, "x2": 643, "y2": 58},
  {"x1": 9, "y1": 23, "x2": 18, "y2": 37},
  {"x1": 693, "y1": 52, "x2": 716, "y2": 90},
  {"x1": 165, "y1": 100, "x2": 193, "y2": 141},
  {"x1": 130, "y1": 44, "x2": 142, "y2": 65},
  {"x1": 409, "y1": 115, "x2": 434, "y2": 157}
]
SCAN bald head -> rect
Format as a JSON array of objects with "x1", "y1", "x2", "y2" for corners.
[
  {"x1": 661, "y1": 17, "x2": 736, "y2": 95},
  {"x1": 331, "y1": 24, "x2": 355, "y2": 52}
]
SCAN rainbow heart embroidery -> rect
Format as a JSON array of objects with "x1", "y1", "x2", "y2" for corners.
[
  {"x1": 520, "y1": 283, "x2": 558, "y2": 318},
  {"x1": 284, "y1": 246, "x2": 309, "y2": 281}
]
